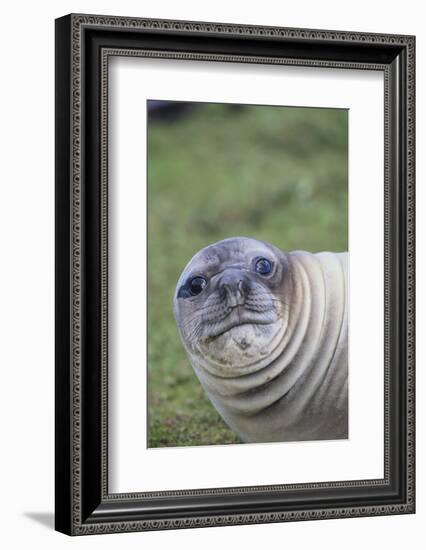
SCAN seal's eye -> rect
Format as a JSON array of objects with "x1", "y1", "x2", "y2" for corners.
[
  {"x1": 254, "y1": 257, "x2": 272, "y2": 275},
  {"x1": 188, "y1": 276, "x2": 207, "y2": 296}
]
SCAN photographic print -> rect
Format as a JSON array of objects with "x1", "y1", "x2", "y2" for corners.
[{"x1": 147, "y1": 100, "x2": 348, "y2": 448}]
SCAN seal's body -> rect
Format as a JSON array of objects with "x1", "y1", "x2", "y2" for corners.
[{"x1": 173, "y1": 237, "x2": 348, "y2": 443}]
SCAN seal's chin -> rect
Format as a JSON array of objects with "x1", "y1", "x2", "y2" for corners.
[
  {"x1": 204, "y1": 306, "x2": 276, "y2": 341},
  {"x1": 197, "y1": 312, "x2": 283, "y2": 372}
]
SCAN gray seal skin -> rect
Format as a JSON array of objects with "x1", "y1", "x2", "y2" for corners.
[{"x1": 173, "y1": 237, "x2": 348, "y2": 443}]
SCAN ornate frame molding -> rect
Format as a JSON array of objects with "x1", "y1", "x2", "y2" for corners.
[{"x1": 55, "y1": 13, "x2": 415, "y2": 535}]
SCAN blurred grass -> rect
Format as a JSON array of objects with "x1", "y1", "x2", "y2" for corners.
[{"x1": 147, "y1": 102, "x2": 348, "y2": 447}]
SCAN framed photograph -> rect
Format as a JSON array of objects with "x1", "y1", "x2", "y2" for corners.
[{"x1": 55, "y1": 14, "x2": 415, "y2": 535}]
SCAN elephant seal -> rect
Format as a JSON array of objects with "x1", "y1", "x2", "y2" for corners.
[{"x1": 173, "y1": 237, "x2": 348, "y2": 443}]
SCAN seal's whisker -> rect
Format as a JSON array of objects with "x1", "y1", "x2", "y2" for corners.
[
  {"x1": 187, "y1": 323, "x2": 205, "y2": 343},
  {"x1": 185, "y1": 299, "x2": 223, "y2": 315},
  {"x1": 181, "y1": 306, "x2": 232, "y2": 331}
]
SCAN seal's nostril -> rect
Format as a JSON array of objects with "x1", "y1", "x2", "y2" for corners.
[
  {"x1": 219, "y1": 270, "x2": 248, "y2": 306},
  {"x1": 237, "y1": 279, "x2": 248, "y2": 296},
  {"x1": 222, "y1": 285, "x2": 237, "y2": 307},
  {"x1": 221, "y1": 280, "x2": 244, "y2": 293},
  {"x1": 221, "y1": 279, "x2": 247, "y2": 308}
]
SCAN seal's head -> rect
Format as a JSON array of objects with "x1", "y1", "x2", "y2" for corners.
[{"x1": 173, "y1": 237, "x2": 291, "y2": 377}]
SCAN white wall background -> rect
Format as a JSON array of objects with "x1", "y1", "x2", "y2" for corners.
[{"x1": 0, "y1": 0, "x2": 422, "y2": 548}]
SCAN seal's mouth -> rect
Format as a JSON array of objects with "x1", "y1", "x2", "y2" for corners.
[
  {"x1": 208, "y1": 319, "x2": 269, "y2": 340},
  {"x1": 203, "y1": 305, "x2": 276, "y2": 341}
]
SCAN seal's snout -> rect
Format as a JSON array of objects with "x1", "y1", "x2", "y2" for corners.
[{"x1": 219, "y1": 270, "x2": 248, "y2": 307}]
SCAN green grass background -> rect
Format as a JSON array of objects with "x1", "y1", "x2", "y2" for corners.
[{"x1": 147, "y1": 102, "x2": 348, "y2": 448}]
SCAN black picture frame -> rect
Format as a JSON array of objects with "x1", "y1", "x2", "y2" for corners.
[{"x1": 55, "y1": 13, "x2": 415, "y2": 535}]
